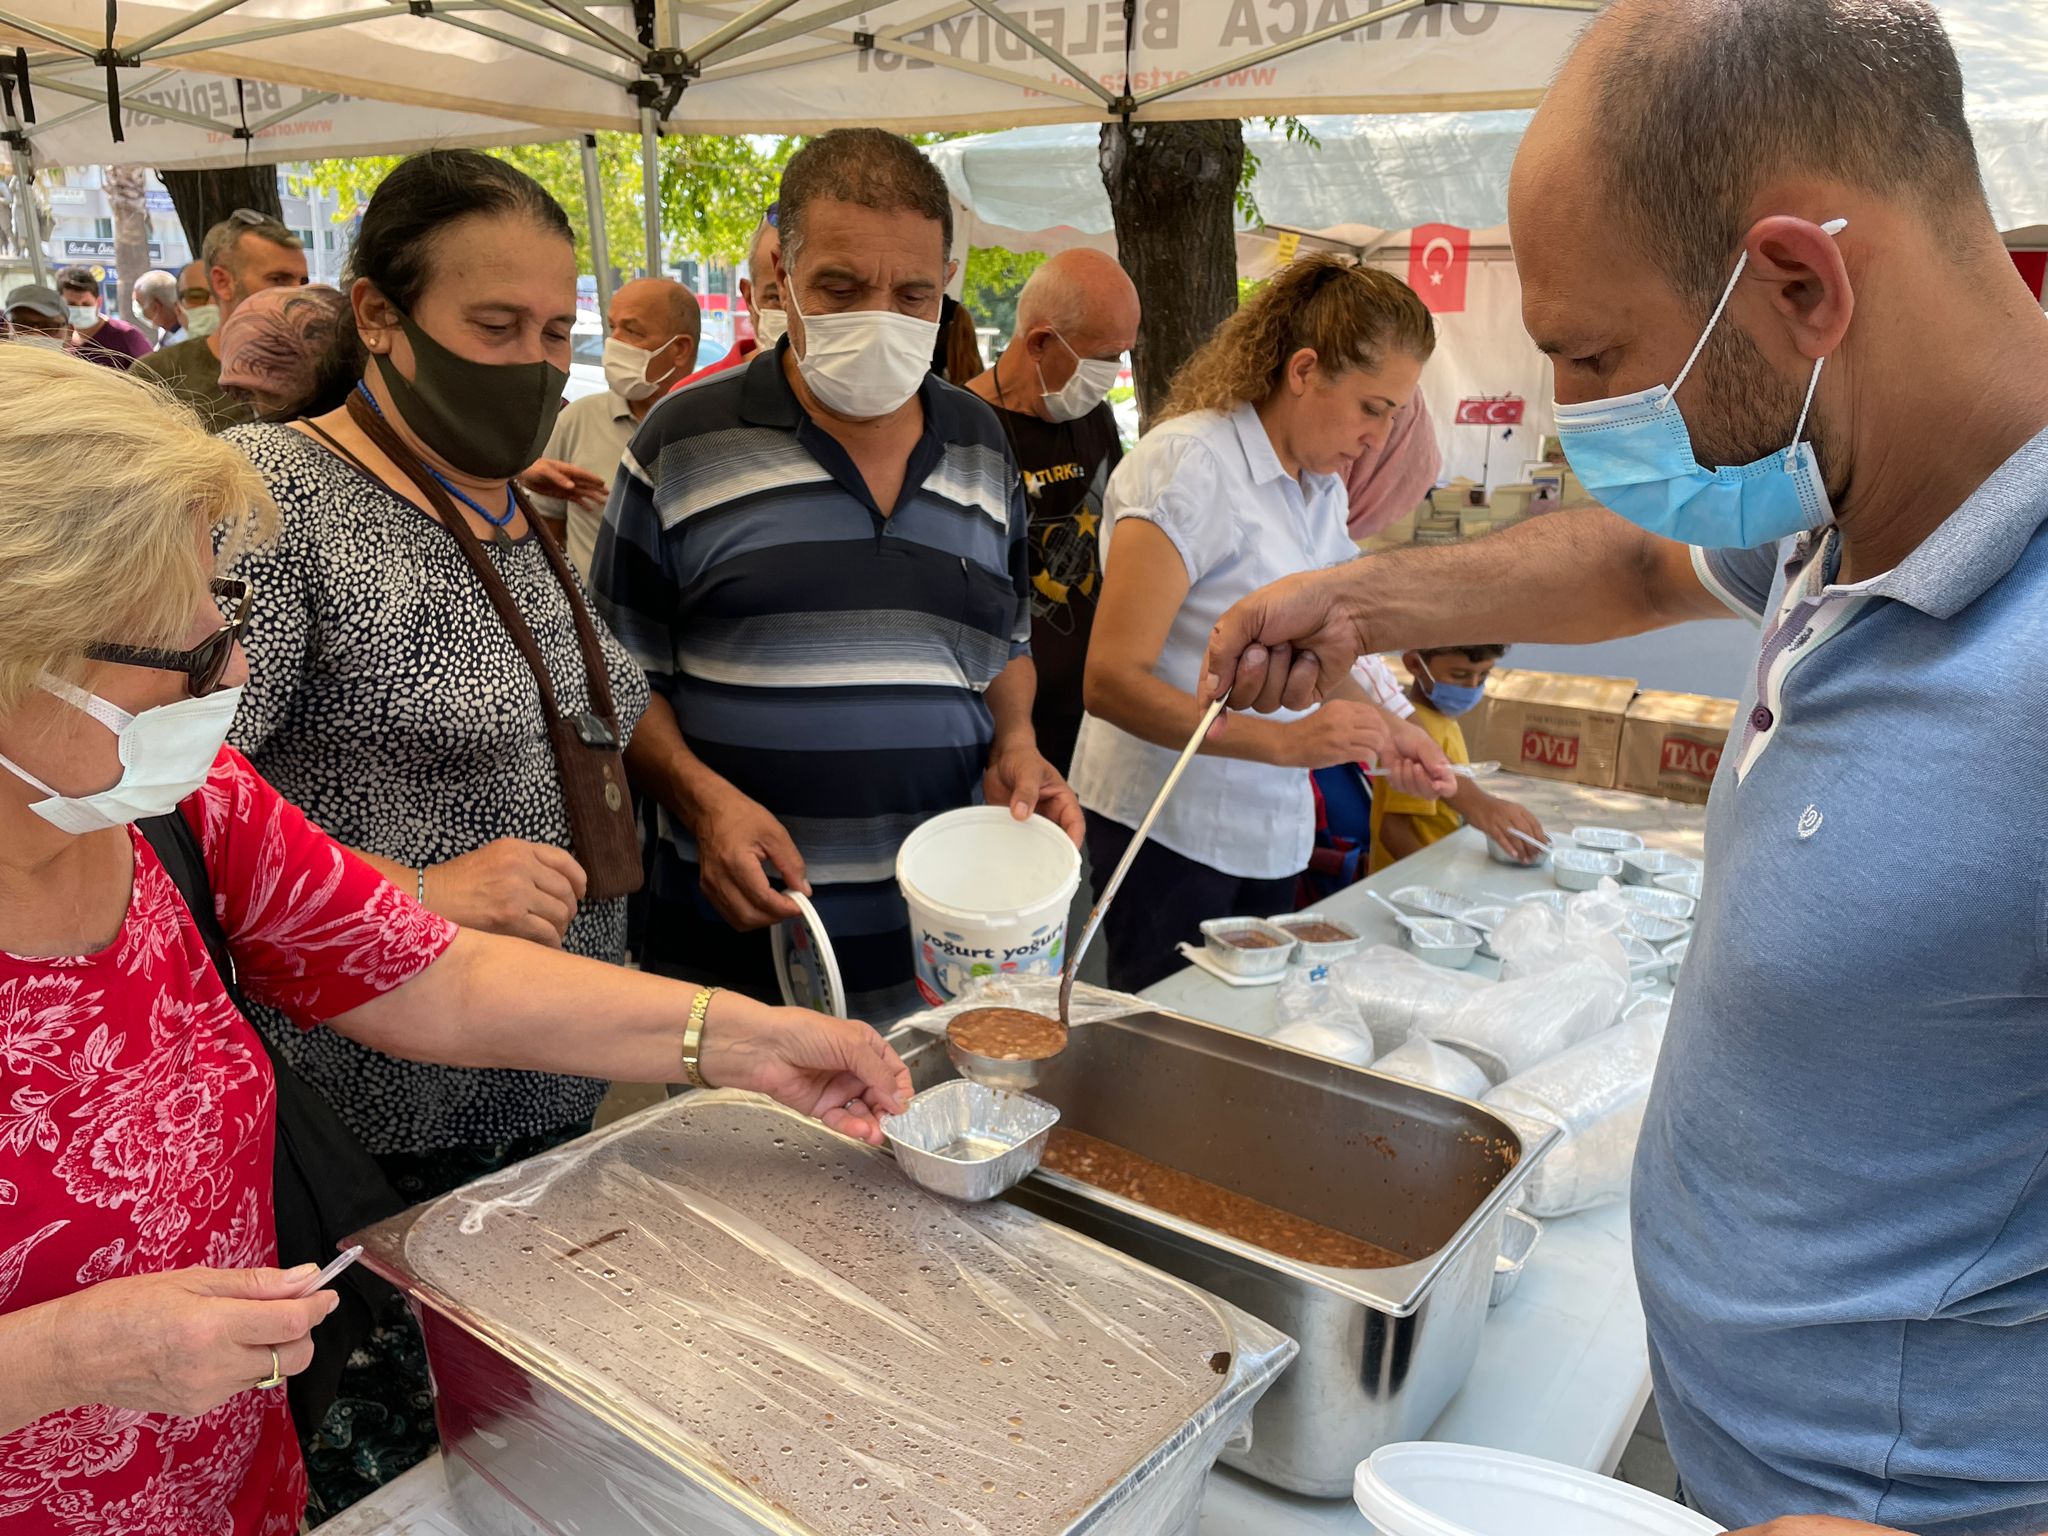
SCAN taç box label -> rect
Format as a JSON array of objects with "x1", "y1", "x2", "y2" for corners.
[
  {"x1": 1462, "y1": 669, "x2": 1638, "y2": 788},
  {"x1": 1617, "y1": 690, "x2": 1739, "y2": 804}
]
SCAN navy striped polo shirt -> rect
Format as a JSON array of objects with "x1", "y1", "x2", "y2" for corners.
[{"x1": 591, "y1": 343, "x2": 1030, "y2": 1016}]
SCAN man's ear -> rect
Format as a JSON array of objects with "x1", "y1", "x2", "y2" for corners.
[{"x1": 1743, "y1": 215, "x2": 1853, "y2": 364}]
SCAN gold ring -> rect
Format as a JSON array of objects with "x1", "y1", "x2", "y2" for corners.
[{"x1": 255, "y1": 1348, "x2": 284, "y2": 1390}]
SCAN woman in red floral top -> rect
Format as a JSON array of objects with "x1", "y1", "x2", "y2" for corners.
[{"x1": 0, "y1": 345, "x2": 912, "y2": 1535}]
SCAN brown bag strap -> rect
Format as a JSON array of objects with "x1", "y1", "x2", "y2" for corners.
[{"x1": 341, "y1": 392, "x2": 618, "y2": 737}]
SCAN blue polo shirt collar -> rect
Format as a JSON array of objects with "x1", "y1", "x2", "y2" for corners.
[{"x1": 1841, "y1": 424, "x2": 2048, "y2": 617}]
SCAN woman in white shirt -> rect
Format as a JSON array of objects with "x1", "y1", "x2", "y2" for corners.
[{"x1": 1070, "y1": 256, "x2": 1455, "y2": 991}]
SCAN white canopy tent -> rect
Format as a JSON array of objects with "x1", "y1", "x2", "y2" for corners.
[
  {"x1": 0, "y1": 0, "x2": 1605, "y2": 285},
  {"x1": 929, "y1": 2, "x2": 2048, "y2": 486}
]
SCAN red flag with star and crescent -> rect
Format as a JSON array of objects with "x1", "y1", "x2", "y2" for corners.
[{"x1": 1408, "y1": 224, "x2": 1470, "y2": 314}]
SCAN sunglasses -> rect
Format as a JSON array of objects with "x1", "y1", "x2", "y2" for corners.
[{"x1": 85, "y1": 578, "x2": 252, "y2": 697}]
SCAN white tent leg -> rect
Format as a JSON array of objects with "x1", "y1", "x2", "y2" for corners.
[
  {"x1": 580, "y1": 132, "x2": 615, "y2": 322},
  {"x1": 639, "y1": 107, "x2": 661, "y2": 277},
  {"x1": 10, "y1": 144, "x2": 47, "y2": 286}
]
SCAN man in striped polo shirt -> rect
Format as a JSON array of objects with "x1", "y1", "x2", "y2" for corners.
[{"x1": 595, "y1": 129, "x2": 1083, "y2": 1023}]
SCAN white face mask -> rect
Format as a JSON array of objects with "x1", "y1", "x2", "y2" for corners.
[
  {"x1": 66, "y1": 304, "x2": 99, "y2": 329},
  {"x1": 753, "y1": 307, "x2": 788, "y2": 349},
  {"x1": 787, "y1": 282, "x2": 937, "y2": 420},
  {"x1": 602, "y1": 335, "x2": 680, "y2": 403},
  {"x1": 183, "y1": 303, "x2": 221, "y2": 339},
  {"x1": 0, "y1": 679, "x2": 242, "y2": 835},
  {"x1": 1038, "y1": 331, "x2": 1121, "y2": 423}
]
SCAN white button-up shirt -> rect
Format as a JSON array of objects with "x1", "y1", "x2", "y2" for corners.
[{"x1": 1070, "y1": 402, "x2": 1405, "y2": 880}]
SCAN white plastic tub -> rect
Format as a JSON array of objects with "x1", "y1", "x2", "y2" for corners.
[
  {"x1": 896, "y1": 807, "x2": 1081, "y2": 1006},
  {"x1": 1354, "y1": 1443, "x2": 1721, "y2": 1536}
]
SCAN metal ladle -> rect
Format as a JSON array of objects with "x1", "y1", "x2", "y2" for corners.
[{"x1": 1058, "y1": 698, "x2": 1227, "y2": 1028}]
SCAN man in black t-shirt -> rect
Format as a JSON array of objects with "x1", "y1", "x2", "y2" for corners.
[{"x1": 965, "y1": 249, "x2": 1141, "y2": 776}]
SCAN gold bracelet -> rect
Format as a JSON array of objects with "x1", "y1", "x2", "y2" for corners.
[{"x1": 682, "y1": 986, "x2": 721, "y2": 1090}]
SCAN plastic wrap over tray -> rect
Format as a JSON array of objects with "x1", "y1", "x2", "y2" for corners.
[{"x1": 354, "y1": 1092, "x2": 1296, "y2": 1536}]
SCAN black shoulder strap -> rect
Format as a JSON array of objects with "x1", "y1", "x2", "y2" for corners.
[{"x1": 138, "y1": 809, "x2": 242, "y2": 1005}]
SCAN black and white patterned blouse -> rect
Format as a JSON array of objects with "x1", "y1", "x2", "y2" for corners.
[{"x1": 221, "y1": 424, "x2": 651, "y2": 1154}]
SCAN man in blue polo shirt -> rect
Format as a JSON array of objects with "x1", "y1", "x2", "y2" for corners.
[
  {"x1": 1199, "y1": 1, "x2": 2048, "y2": 1532},
  {"x1": 594, "y1": 128, "x2": 1082, "y2": 1023}
]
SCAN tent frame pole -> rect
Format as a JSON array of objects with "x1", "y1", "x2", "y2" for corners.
[
  {"x1": 0, "y1": 8, "x2": 95, "y2": 57},
  {"x1": 1133, "y1": 0, "x2": 1599, "y2": 109},
  {"x1": 469, "y1": 0, "x2": 645, "y2": 60},
  {"x1": 432, "y1": 12, "x2": 634, "y2": 82},
  {"x1": 958, "y1": 0, "x2": 1115, "y2": 107},
  {"x1": 580, "y1": 131, "x2": 615, "y2": 323},
  {"x1": 683, "y1": 0, "x2": 806, "y2": 68},
  {"x1": 639, "y1": 107, "x2": 661, "y2": 276},
  {"x1": 8, "y1": 142, "x2": 48, "y2": 285},
  {"x1": 123, "y1": 0, "x2": 250, "y2": 58},
  {"x1": 29, "y1": 74, "x2": 254, "y2": 134}
]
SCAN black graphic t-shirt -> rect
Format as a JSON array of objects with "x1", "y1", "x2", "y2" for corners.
[{"x1": 989, "y1": 398, "x2": 1123, "y2": 776}]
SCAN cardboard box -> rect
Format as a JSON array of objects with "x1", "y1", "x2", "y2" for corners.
[
  {"x1": 1617, "y1": 690, "x2": 1738, "y2": 804},
  {"x1": 1463, "y1": 668, "x2": 1638, "y2": 787}
]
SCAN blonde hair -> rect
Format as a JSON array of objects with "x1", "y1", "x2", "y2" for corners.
[
  {"x1": 1161, "y1": 254, "x2": 1436, "y2": 421},
  {"x1": 0, "y1": 344, "x2": 275, "y2": 715}
]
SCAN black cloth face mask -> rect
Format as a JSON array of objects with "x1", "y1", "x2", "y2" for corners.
[{"x1": 377, "y1": 311, "x2": 569, "y2": 480}]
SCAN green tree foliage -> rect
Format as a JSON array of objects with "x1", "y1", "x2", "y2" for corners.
[
  {"x1": 960, "y1": 246, "x2": 1046, "y2": 349},
  {"x1": 294, "y1": 133, "x2": 795, "y2": 274}
]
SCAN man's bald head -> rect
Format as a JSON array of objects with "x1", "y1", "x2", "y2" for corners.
[
  {"x1": 1016, "y1": 248, "x2": 1140, "y2": 342},
  {"x1": 612, "y1": 276, "x2": 700, "y2": 339},
  {"x1": 1552, "y1": 0, "x2": 1982, "y2": 305}
]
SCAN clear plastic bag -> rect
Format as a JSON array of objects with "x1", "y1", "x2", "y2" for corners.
[
  {"x1": 372, "y1": 1093, "x2": 1297, "y2": 1536},
  {"x1": 1420, "y1": 956, "x2": 1629, "y2": 1085},
  {"x1": 1370, "y1": 1035, "x2": 1491, "y2": 1099},
  {"x1": 894, "y1": 973, "x2": 1149, "y2": 1035},
  {"x1": 1491, "y1": 883, "x2": 1633, "y2": 986},
  {"x1": 1482, "y1": 1013, "x2": 1668, "y2": 1216},
  {"x1": 1271, "y1": 964, "x2": 1375, "y2": 1066},
  {"x1": 1328, "y1": 946, "x2": 1492, "y2": 1057}
]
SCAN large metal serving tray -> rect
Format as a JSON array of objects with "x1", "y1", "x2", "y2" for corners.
[
  {"x1": 354, "y1": 1092, "x2": 1296, "y2": 1536},
  {"x1": 889, "y1": 1007, "x2": 1556, "y2": 1496}
]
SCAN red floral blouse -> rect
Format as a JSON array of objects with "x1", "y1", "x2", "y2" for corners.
[{"x1": 0, "y1": 748, "x2": 457, "y2": 1534}]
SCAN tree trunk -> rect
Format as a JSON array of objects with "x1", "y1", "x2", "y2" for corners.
[
  {"x1": 103, "y1": 164, "x2": 152, "y2": 326},
  {"x1": 1098, "y1": 118, "x2": 1244, "y2": 431},
  {"x1": 160, "y1": 165, "x2": 282, "y2": 255}
]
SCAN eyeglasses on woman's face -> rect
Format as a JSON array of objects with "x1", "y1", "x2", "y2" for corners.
[{"x1": 84, "y1": 579, "x2": 253, "y2": 697}]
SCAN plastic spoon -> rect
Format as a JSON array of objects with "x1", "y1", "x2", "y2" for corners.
[
  {"x1": 1060, "y1": 698, "x2": 1227, "y2": 1028},
  {"x1": 1363, "y1": 760, "x2": 1501, "y2": 779},
  {"x1": 1509, "y1": 827, "x2": 1554, "y2": 853},
  {"x1": 1365, "y1": 889, "x2": 1452, "y2": 942}
]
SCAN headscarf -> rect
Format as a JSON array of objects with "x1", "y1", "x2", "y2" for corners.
[
  {"x1": 216, "y1": 284, "x2": 348, "y2": 405},
  {"x1": 1344, "y1": 390, "x2": 1443, "y2": 538}
]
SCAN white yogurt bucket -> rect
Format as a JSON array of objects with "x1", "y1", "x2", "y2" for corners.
[
  {"x1": 1354, "y1": 1443, "x2": 1721, "y2": 1536},
  {"x1": 895, "y1": 807, "x2": 1081, "y2": 1006}
]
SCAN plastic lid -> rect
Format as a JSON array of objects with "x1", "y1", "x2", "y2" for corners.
[
  {"x1": 769, "y1": 890, "x2": 845, "y2": 1018},
  {"x1": 1353, "y1": 1443, "x2": 1722, "y2": 1536}
]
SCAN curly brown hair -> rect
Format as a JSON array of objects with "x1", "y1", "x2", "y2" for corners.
[{"x1": 1160, "y1": 254, "x2": 1435, "y2": 421}]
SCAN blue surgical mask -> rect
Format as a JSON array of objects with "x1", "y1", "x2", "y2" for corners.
[
  {"x1": 1552, "y1": 218, "x2": 1846, "y2": 550},
  {"x1": 1416, "y1": 658, "x2": 1486, "y2": 718}
]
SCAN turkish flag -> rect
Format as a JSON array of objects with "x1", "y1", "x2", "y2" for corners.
[
  {"x1": 1455, "y1": 397, "x2": 1526, "y2": 426},
  {"x1": 1408, "y1": 224, "x2": 1470, "y2": 314},
  {"x1": 2014, "y1": 250, "x2": 2047, "y2": 300}
]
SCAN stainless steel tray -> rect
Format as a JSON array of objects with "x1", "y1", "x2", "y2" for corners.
[
  {"x1": 355, "y1": 1092, "x2": 1295, "y2": 1536},
  {"x1": 888, "y1": 1007, "x2": 1556, "y2": 1496}
]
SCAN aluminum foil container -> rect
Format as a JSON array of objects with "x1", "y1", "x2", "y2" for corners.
[
  {"x1": 1654, "y1": 869, "x2": 1703, "y2": 900},
  {"x1": 1459, "y1": 905, "x2": 1509, "y2": 960},
  {"x1": 1266, "y1": 910, "x2": 1366, "y2": 965},
  {"x1": 1198, "y1": 917, "x2": 1298, "y2": 977},
  {"x1": 1516, "y1": 890, "x2": 1572, "y2": 918},
  {"x1": 1490, "y1": 1209, "x2": 1544, "y2": 1308},
  {"x1": 1617, "y1": 885, "x2": 1697, "y2": 921},
  {"x1": 1552, "y1": 848, "x2": 1623, "y2": 891},
  {"x1": 1389, "y1": 885, "x2": 1475, "y2": 920},
  {"x1": 1487, "y1": 837, "x2": 1549, "y2": 867},
  {"x1": 1618, "y1": 933, "x2": 1672, "y2": 981},
  {"x1": 1623, "y1": 909, "x2": 1691, "y2": 945},
  {"x1": 883, "y1": 1079, "x2": 1059, "y2": 1201},
  {"x1": 1619, "y1": 848, "x2": 1702, "y2": 886},
  {"x1": 1404, "y1": 917, "x2": 1482, "y2": 970},
  {"x1": 1570, "y1": 826, "x2": 1646, "y2": 854}
]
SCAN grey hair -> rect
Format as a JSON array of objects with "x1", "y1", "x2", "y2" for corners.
[
  {"x1": 1589, "y1": 0, "x2": 1982, "y2": 304},
  {"x1": 200, "y1": 212, "x2": 302, "y2": 280},
  {"x1": 134, "y1": 269, "x2": 178, "y2": 308},
  {"x1": 1015, "y1": 261, "x2": 1087, "y2": 338},
  {"x1": 776, "y1": 129, "x2": 952, "y2": 263}
]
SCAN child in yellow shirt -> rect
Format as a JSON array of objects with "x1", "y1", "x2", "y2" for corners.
[{"x1": 1369, "y1": 645, "x2": 1549, "y2": 871}]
